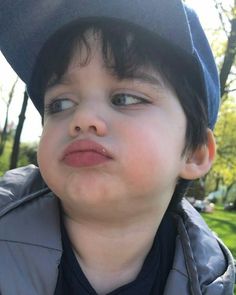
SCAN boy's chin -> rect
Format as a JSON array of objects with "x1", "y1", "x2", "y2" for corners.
[{"x1": 58, "y1": 175, "x2": 125, "y2": 210}]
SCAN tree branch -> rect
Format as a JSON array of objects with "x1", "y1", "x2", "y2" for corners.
[
  {"x1": 214, "y1": 0, "x2": 230, "y2": 36},
  {"x1": 219, "y1": 17, "x2": 236, "y2": 96}
]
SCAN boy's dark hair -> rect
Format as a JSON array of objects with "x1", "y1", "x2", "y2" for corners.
[{"x1": 29, "y1": 19, "x2": 208, "y2": 203}]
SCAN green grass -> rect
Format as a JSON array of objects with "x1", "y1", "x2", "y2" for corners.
[
  {"x1": 201, "y1": 206, "x2": 236, "y2": 257},
  {"x1": 201, "y1": 206, "x2": 236, "y2": 294}
]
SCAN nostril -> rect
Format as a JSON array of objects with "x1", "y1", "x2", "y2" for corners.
[
  {"x1": 89, "y1": 125, "x2": 98, "y2": 133},
  {"x1": 75, "y1": 126, "x2": 81, "y2": 132},
  {"x1": 70, "y1": 114, "x2": 108, "y2": 137}
]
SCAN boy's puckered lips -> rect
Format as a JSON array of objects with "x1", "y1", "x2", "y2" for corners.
[{"x1": 61, "y1": 139, "x2": 113, "y2": 168}]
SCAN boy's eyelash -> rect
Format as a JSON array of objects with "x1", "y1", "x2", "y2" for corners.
[
  {"x1": 44, "y1": 102, "x2": 53, "y2": 115},
  {"x1": 44, "y1": 98, "x2": 74, "y2": 115},
  {"x1": 111, "y1": 93, "x2": 151, "y2": 106},
  {"x1": 44, "y1": 100, "x2": 58, "y2": 115}
]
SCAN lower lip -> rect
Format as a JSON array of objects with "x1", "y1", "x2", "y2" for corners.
[{"x1": 63, "y1": 151, "x2": 111, "y2": 167}]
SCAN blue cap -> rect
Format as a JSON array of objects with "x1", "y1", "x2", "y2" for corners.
[{"x1": 0, "y1": 0, "x2": 220, "y2": 128}]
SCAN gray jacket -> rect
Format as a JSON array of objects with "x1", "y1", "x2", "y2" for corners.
[{"x1": 0, "y1": 165, "x2": 235, "y2": 295}]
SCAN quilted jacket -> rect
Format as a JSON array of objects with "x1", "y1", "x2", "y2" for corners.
[{"x1": 0, "y1": 165, "x2": 235, "y2": 295}]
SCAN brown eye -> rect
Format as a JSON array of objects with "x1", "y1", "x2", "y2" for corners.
[
  {"x1": 44, "y1": 98, "x2": 75, "y2": 115},
  {"x1": 111, "y1": 93, "x2": 149, "y2": 106}
]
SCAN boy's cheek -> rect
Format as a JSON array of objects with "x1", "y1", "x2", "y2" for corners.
[
  {"x1": 37, "y1": 128, "x2": 60, "y2": 173},
  {"x1": 119, "y1": 140, "x2": 180, "y2": 187}
]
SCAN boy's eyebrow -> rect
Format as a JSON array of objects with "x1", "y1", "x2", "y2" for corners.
[
  {"x1": 121, "y1": 71, "x2": 165, "y2": 88},
  {"x1": 46, "y1": 76, "x2": 72, "y2": 91},
  {"x1": 45, "y1": 71, "x2": 164, "y2": 92}
]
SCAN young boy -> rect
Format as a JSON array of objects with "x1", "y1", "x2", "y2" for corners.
[{"x1": 0, "y1": 1, "x2": 235, "y2": 294}]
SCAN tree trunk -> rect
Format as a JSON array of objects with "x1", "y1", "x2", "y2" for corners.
[
  {"x1": 0, "y1": 109, "x2": 9, "y2": 156},
  {"x1": 220, "y1": 17, "x2": 236, "y2": 97},
  {"x1": 0, "y1": 79, "x2": 18, "y2": 156},
  {"x1": 222, "y1": 182, "x2": 235, "y2": 203},
  {"x1": 9, "y1": 91, "x2": 28, "y2": 169},
  {"x1": 214, "y1": 176, "x2": 221, "y2": 191}
]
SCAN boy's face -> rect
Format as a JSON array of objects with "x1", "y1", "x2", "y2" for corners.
[{"x1": 37, "y1": 35, "x2": 190, "y2": 220}]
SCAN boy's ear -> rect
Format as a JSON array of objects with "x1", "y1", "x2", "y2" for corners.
[{"x1": 179, "y1": 129, "x2": 216, "y2": 180}]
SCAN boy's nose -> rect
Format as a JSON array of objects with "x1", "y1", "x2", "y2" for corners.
[{"x1": 68, "y1": 104, "x2": 108, "y2": 137}]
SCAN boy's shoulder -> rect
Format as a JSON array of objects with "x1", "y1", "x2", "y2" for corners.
[
  {"x1": 0, "y1": 166, "x2": 62, "y2": 294},
  {"x1": 0, "y1": 165, "x2": 48, "y2": 217},
  {"x1": 174, "y1": 199, "x2": 235, "y2": 293},
  {"x1": 0, "y1": 165, "x2": 61, "y2": 252},
  {"x1": 178, "y1": 198, "x2": 233, "y2": 265}
]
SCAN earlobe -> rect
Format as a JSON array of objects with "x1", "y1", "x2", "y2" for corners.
[{"x1": 180, "y1": 129, "x2": 216, "y2": 180}]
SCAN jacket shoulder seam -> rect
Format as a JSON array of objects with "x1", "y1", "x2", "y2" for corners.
[
  {"x1": 0, "y1": 238, "x2": 61, "y2": 252},
  {"x1": 0, "y1": 187, "x2": 51, "y2": 218}
]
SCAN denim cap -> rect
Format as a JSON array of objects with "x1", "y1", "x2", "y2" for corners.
[{"x1": 0, "y1": 0, "x2": 219, "y2": 128}]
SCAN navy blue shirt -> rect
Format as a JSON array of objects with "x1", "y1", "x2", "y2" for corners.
[{"x1": 55, "y1": 212, "x2": 176, "y2": 295}]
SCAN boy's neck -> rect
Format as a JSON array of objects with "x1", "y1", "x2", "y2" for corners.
[{"x1": 63, "y1": 211, "x2": 164, "y2": 295}]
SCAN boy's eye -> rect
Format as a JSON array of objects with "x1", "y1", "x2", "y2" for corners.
[
  {"x1": 45, "y1": 98, "x2": 76, "y2": 115},
  {"x1": 111, "y1": 93, "x2": 149, "y2": 106}
]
